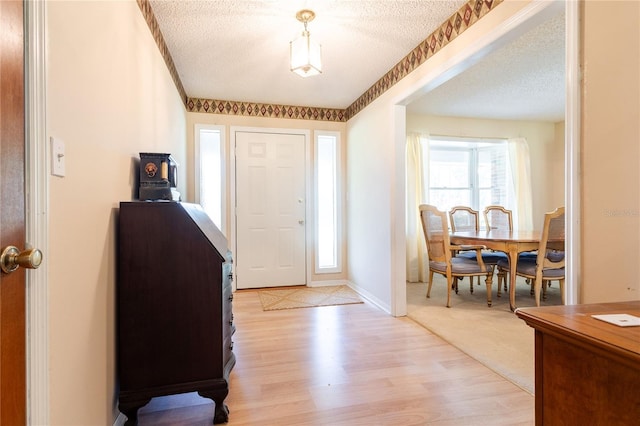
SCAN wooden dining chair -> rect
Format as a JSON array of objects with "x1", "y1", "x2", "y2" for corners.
[
  {"x1": 448, "y1": 206, "x2": 481, "y2": 290},
  {"x1": 420, "y1": 204, "x2": 494, "y2": 308},
  {"x1": 483, "y1": 205, "x2": 513, "y2": 231},
  {"x1": 484, "y1": 205, "x2": 514, "y2": 296},
  {"x1": 504, "y1": 207, "x2": 565, "y2": 306},
  {"x1": 449, "y1": 206, "x2": 479, "y2": 232},
  {"x1": 484, "y1": 205, "x2": 539, "y2": 297},
  {"x1": 449, "y1": 206, "x2": 507, "y2": 292}
]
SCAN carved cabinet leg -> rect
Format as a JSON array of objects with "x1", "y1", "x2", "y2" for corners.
[
  {"x1": 199, "y1": 389, "x2": 230, "y2": 424},
  {"x1": 213, "y1": 402, "x2": 229, "y2": 424},
  {"x1": 119, "y1": 397, "x2": 150, "y2": 426}
]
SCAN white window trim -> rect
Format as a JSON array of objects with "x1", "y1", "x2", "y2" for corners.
[
  {"x1": 314, "y1": 130, "x2": 342, "y2": 274},
  {"x1": 426, "y1": 135, "x2": 510, "y2": 214},
  {"x1": 194, "y1": 124, "x2": 226, "y2": 233}
]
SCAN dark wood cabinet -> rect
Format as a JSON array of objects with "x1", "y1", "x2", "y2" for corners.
[
  {"x1": 516, "y1": 301, "x2": 640, "y2": 426},
  {"x1": 117, "y1": 201, "x2": 235, "y2": 425}
]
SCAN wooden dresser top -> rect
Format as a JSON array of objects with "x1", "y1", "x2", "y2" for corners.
[{"x1": 516, "y1": 301, "x2": 640, "y2": 367}]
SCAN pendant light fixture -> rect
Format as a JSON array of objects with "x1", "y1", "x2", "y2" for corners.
[{"x1": 289, "y1": 9, "x2": 322, "y2": 77}]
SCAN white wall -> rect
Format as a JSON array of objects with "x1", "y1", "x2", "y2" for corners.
[
  {"x1": 552, "y1": 121, "x2": 565, "y2": 208},
  {"x1": 581, "y1": 0, "x2": 639, "y2": 302},
  {"x1": 406, "y1": 114, "x2": 565, "y2": 227},
  {"x1": 346, "y1": 105, "x2": 397, "y2": 311},
  {"x1": 46, "y1": 1, "x2": 186, "y2": 424}
]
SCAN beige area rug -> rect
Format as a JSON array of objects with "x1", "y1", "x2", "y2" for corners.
[
  {"x1": 407, "y1": 274, "x2": 563, "y2": 395},
  {"x1": 258, "y1": 285, "x2": 363, "y2": 311}
]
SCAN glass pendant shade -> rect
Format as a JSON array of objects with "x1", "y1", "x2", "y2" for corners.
[
  {"x1": 289, "y1": 10, "x2": 322, "y2": 77},
  {"x1": 290, "y1": 31, "x2": 322, "y2": 77}
]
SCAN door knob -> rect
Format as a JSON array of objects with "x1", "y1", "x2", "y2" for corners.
[{"x1": 0, "y1": 246, "x2": 43, "y2": 274}]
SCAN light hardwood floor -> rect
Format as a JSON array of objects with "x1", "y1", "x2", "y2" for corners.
[{"x1": 136, "y1": 290, "x2": 534, "y2": 425}]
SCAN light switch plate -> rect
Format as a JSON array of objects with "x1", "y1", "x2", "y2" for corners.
[{"x1": 51, "y1": 137, "x2": 65, "y2": 177}]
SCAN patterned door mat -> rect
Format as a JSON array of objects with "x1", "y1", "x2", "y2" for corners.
[{"x1": 258, "y1": 285, "x2": 363, "y2": 311}]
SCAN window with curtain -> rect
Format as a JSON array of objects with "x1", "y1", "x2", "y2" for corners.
[{"x1": 421, "y1": 136, "x2": 515, "y2": 224}]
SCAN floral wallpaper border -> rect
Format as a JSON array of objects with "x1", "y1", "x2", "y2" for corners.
[{"x1": 138, "y1": 0, "x2": 503, "y2": 122}]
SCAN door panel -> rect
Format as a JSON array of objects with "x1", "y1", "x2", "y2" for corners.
[
  {"x1": 236, "y1": 131, "x2": 306, "y2": 289},
  {"x1": 0, "y1": 0, "x2": 27, "y2": 423}
]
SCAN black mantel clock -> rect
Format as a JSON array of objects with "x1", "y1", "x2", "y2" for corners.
[{"x1": 138, "y1": 152, "x2": 180, "y2": 201}]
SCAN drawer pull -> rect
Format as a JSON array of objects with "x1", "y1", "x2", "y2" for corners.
[
  {"x1": 229, "y1": 342, "x2": 234, "y2": 351},
  {"x1": 228, "y1": 273, "x2": 234, "y2": 281},
  {"x1": 229, "y1": 294, "x2": 234, "y2": 301}
]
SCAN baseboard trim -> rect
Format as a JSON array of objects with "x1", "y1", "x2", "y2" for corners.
[
  {"x1": 308, "y1": 279, "x2": 349, "y2": 287},
  {"x1": 346, "y1": 281, "x2": 391, "y2": 314}
]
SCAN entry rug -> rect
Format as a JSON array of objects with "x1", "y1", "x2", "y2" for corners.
[{"x1": 258, "y1": 285, "x2": 363, "y2": 311}]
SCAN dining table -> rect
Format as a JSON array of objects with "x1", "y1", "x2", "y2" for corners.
[{"x1": 450, "y1": 229, "x2": 548, "y2": 311}]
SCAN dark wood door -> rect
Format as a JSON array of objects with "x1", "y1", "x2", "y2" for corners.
[{"x1": 0, "y1": 1, "x2": 27, "y2": 424}]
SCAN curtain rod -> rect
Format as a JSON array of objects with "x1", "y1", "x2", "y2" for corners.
[{"x1": 428, "y1": 134, "x2": 510, "y2": 142}]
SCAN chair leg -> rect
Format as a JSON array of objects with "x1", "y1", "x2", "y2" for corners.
[
  {"x1": 485, "y1": 271, "x2": 493, "y2": 307},
  {"x1": 533, "y1": 278, "x2": 542, "y2": 307},
  {"x1": 560, "y1": 279, "x2": 565, "y2": 304},
  {"x1": 427, "y1": 271, "x2": 434, "y2": 298},
  {"x1": 496, "y1": 269, "x2": 506, "y2": 297},
  {"x1": 469, "y1": 276, "x2": 474, "y2": 293},
  {"x1": 446, "y1": 274, "x2": 453, "y2": 308}
]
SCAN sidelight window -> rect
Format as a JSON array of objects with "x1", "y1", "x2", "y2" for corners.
[
  {"x1": 195, "y1": 124, "x2": 226, "y2": 234},
  {"x1": 314, "y1": 131, "x2": 342, "y2": 273}
]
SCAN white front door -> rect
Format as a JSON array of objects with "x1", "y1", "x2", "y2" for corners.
[{"x1": 235, "y1": 131, "x2": 306, "y2": 289}]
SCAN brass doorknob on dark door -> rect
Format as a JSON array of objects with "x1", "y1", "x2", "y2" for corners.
[{"x1": 0, "y1": 246, "x2": 43, "y2": 274}]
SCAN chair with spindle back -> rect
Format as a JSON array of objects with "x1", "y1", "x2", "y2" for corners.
[
  {"x1": 449, "y1": 206, "x2": 507, "y2": 293},
  {"x1": 483, "y1": 205, "x2": 514, "y2": 296},
  {"x1": 503, "y1": 207, "x2": 565, "y2": 306},
  {"x1": 420, "y1": 204, "x2": 494, "y2": 307}
]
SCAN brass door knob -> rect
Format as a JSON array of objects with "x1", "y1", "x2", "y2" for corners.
[{"x1": 0, "y1": 246, "x2": 43, "y2": 274}]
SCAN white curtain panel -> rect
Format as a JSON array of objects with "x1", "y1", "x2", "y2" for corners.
[
  {"x1": 507, "y1": 137, "x2": 534, "y2": 231},
  {"x1": 406, "y1": 133, "x2": 428, "y2": 283}
]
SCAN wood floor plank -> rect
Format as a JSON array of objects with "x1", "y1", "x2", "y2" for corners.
[{"x1": 137, "y1": 290, "x2": 534, "y2": 425}]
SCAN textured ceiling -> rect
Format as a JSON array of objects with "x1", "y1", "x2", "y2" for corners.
[
  {"x1": 149, "y1": 0, "x2": 565, "y2": 121},
  {"x1": 149, "y1": 0, "x2": 468, "y2": 108},
  {"x1": 407, "y1": 8, "x2": 566, "y2": 121}
]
